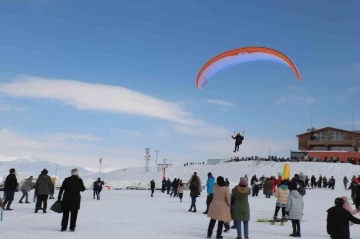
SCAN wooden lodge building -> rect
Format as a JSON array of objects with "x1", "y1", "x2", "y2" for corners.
[{"x1": 296, "y1": 127, "x2": 360, "y2": 162}]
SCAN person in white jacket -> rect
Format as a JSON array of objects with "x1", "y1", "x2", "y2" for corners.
[
  {"x1": 285, "y1": 182, "x2": 304, "y2": 237},
  {"x1": 19, "y1": 176, "x2": 35, "y2": 203}
]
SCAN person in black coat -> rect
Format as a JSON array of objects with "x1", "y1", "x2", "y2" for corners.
[
  {"x1": 327, "y1": 197, "x2": 360, "y2": 239},
  {"x1": 231, "y1": 133, "x2": 244, "y2": 153},
  {"x1": 93, "y1": 178, "x2": 104, "y2": 200},
  {"x1": 150, "y1": 180, "x2": 155, "y2": 197},
  {"x1": 161, "y1": 179, "x2": 166, "y2": 193},
  {"x1": 58, "y1": 168, "x2": 85, "y2": 232},
  {"x1": 166, "y1": 178, "x2": 171, "y2": 194},
  {"x1": 348, "y1": 179, "x2": 357, "y2": 204},
  {"x1": 3, "y1": 168, "x2": 19, "y2": 210}
]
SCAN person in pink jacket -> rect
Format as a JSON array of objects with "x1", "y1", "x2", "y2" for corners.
[{"x1": 342, "y1": 196, "x2": 359, "y2": 226}]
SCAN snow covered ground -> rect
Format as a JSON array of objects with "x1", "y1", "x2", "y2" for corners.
[{"x1": 2, "y1": 186, "x2": 360, "y2": 239}]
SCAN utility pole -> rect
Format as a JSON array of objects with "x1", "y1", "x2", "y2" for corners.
[
  {"x1": 145, "y1": 148, "x2": 151, "y2": 172},
  {"x1": 155, "y1": 150, "x2": 160, "y2": 168}
]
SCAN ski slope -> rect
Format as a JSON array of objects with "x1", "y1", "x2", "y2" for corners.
[{"x1": 1, "y1": 186, "x2": 359, "y2": 239}]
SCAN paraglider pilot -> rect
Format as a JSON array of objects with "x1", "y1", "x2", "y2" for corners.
[{"x1": 232, "y1": 133, "x2": 244, "y2": 153}]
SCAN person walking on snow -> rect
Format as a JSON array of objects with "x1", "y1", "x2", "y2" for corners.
[
  {"x1": 231, "y1": 177, "x2": 251, "y2": 239},
  {"x1": 188, "y1": 174, "x2": 201, "y2": 213},
  {"x1": 3, "y1": 168, "x2": 18, "y2": 211},
  {"x1": 285, "y1": 182, "x2": 304, "y2": 237},
  {"x1": 19, "y1": 176, "x2": 35, "y2": 204},
  {"x1": 177, "y1": 182, "x2": 184, "y2": 202},
  {"x1": 150, "y1": 180, "x2": 155, "y2": 197},
  {"x1": 166, "y1": 178, "x2": 171, "y2": 195},
  {"x1": 344, "y1": 176, "x2": 349, "y2": 191},
  {"x1": 203, "y1": 172, "x2": 215, "y2": 214},
  {"x1": 34, "y1": 169, "x2": 52, "y2": 213},
  {"x1": 93, "y1": 178, "x2": 104, "y2": 200},
  {"x1": 58, "y1": 168, "x2": 86, "y2": 232},
  {"x1": 207, "y1": 176, "x2": 231, "y2": 239},
  {"x1": 273, "y1": 180, "x2": 290, "y2": 225}
]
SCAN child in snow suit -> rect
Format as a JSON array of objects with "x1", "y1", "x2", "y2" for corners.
[
  {"x1": 327, "y1": 197, "x2": 360, "y2": 239},
  {"x1": 273, "y1": 180, "x2": 290, "y2": 225},
  {"x1": 342, "y1": 196, "x2": 359, "y2": 226},
  {"x1": 285, "y1": 182, "x2": 304, "y2": 237},
  {"x1": 177, "y1": 183, "x2": 184, "y2": 202}
]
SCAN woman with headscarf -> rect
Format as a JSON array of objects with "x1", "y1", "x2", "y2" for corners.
[
  {"x1": 207, "y1": 176, "x2": 231, "y2": 239},
  {"x1": 232, "y1": 177, "x2": 251, "y2": 239}
]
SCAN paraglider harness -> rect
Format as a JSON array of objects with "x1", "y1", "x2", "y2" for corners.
[{"x1": 232, "y1": 131, "x2": 244, "y2": 152}]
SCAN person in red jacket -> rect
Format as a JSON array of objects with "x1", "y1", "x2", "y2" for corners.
[
  {"x1": 270, "y1": 177, "x2": 276, "y2": 193},
  {"x1": 277, "y1": 176, "x2": 283, "y2": 187}
]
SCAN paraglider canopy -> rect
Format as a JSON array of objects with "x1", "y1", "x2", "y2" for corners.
[{"x1": 196, "y1": 46, "x2": 301, "y2": 89}]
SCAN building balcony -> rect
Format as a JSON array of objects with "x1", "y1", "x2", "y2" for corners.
[{"x1": 307, "y1": 139, "x2": 356, "y2": 147}]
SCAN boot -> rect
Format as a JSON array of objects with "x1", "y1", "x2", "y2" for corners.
[
  {"x1": 19, "y1": 201, "x2": 23, "y2": 203},
  {"x1": 296, "y1": 232, "x2": 301, "y2": 237},
  {"x1": 271, "y1": 216, "x2": 277, "y2": 225},
  {"x1": 203, "y1": 210, "x2": 208, "y2": 214},
  {"x1": 223, "y1": 223, "x2": 230, "y2": 233}
]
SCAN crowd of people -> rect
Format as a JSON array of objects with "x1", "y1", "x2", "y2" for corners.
[
  {"x1": 224, "y1": 155, "x2": 358, "y2": 164},
  {"x1": 150, "y1": 171, "x2": 360, "y2": 239},
  {"x1": 0, "y1": 167, "x2": 104, "y2": 232}
]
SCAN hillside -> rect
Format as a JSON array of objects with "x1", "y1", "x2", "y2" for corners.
[
  {"x1": 0, "y1": 158, "x2": 93, "y2": 181},
  {"x1": 100, "y1": 161, "x2": 358, "y2": 189}
]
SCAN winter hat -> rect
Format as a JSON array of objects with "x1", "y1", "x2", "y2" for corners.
[
  {"x1": 208, "y1": 172, "x2": 213, "y2": 177},
  {"x1": 71, "y1": 168, "x2": 79, "y2": 176},
  {"x1": 239, "y1": 177, "x2": 248, "y2": 187},
  {"x1": 9, "y1": 168, "x2": 15, "y2": 173},
  {"x1": 41, "y1": 169, "x2": 48, "y2": 174}
]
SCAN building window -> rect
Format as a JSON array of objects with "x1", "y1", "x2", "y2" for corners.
[
  {"x1": 330, "y1": 146, "x2": 354, "y2": 151},
  {"x1": 331, "y1": 131, "x2": 344, "y2": 141},
  {"x1": 314, "y1": 131, "x2": 328, "y2": 141},
  {"x1": 312, "y1": 146, "x2": 327, "y2": 151}
]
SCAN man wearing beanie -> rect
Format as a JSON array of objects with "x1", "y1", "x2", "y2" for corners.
[
  {"x1": 327, "y1": 197, "x2": 360, "y2": 239},
  {"x1": 203, "y1": 172, "x2": 215, "y2": 214},
  {"x1": 3, "y1": 168, "x2": 18, "y2": 210},
  {"x1": 58, "y1": 168, "x2": 85, "y2": 232},
  {"x1": 35, "y1": 169, "x2": 52, "y2": 213}
]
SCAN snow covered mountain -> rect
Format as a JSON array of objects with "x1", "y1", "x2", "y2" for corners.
[{"x1": 0, "y1": 157, "x2": 93, "y2": 180}]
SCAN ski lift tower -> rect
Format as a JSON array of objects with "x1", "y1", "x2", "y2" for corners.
[{"x1": 144, "y1": 148, "x2": 151, "y2": 172}]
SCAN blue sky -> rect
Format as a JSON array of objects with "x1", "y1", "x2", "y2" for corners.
[{"x1": 0, "y1": 0, "x2": 359, "y2": 170}]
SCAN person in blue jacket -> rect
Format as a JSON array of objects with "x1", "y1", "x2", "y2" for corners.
[{"x1": 203, "y1": 172, "x2": 215, "y2": 214}]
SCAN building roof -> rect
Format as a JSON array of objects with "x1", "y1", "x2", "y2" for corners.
[{"x1": 297, "y1": 126, "x2": 360, "y2": 137}]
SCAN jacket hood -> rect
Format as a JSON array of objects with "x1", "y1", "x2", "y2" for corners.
[
  {"x1": 279, "y1": 184, "x2": 288, "y2": 190},
  {"x1": 38, "y1": 174, "x2": 49, "y2": 180},
  {"x1": 237, "y1": 185, "x2": 250, "y2": 194},
  {"x1": 290, "y1": 190, "x2": 301, "y2": 198}
]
